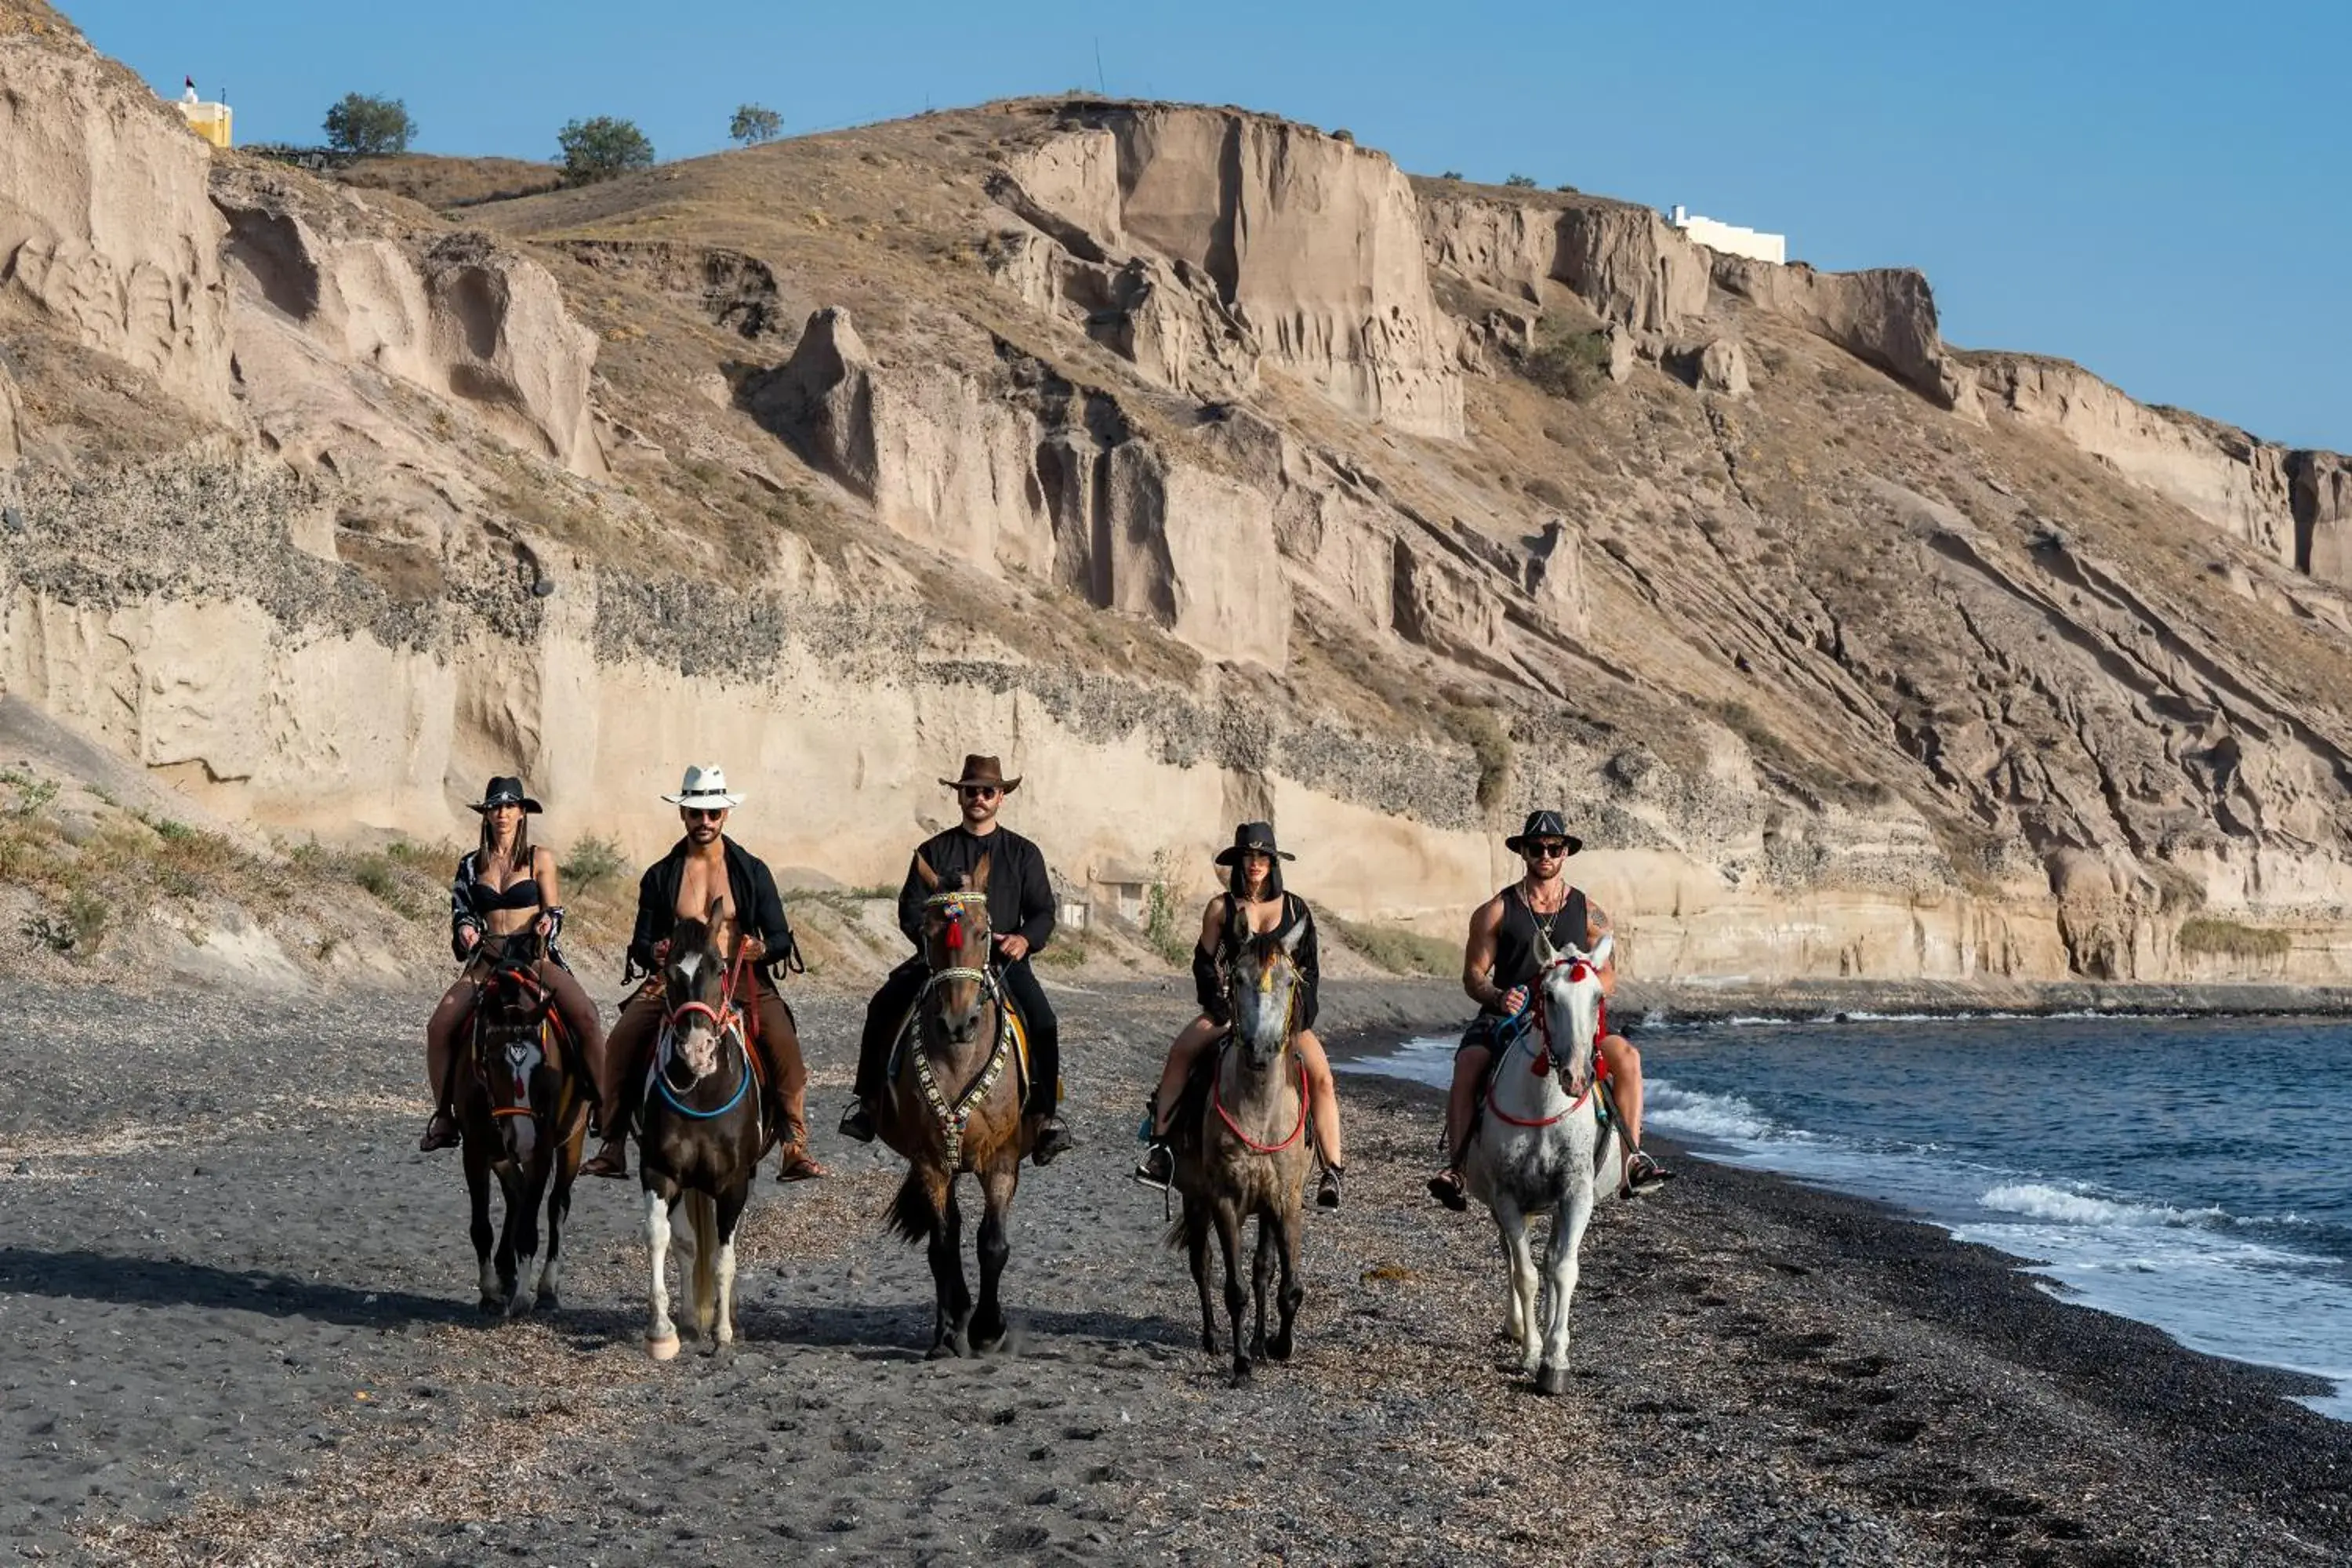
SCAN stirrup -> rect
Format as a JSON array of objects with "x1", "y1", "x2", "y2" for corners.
[
  {"x1": 1029, "y1": 1115, "x2": 1074, "y2": 1167},
  {"x1": 1425, "y1": 1167, "x2": 1468, "y2": 1212},
  {"x1": 1133, "y1": 1139, "x2": 1175, "y2": 1190},
  {"x1": 1317, "y1": 1163, "x2": 1345, "y2": 1210},
  {"x1": 837, "y1": 1100, "x2": 877, "y2": 1144}
]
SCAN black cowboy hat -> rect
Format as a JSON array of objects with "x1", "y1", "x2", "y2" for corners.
[
  {"x1": 1503, "y1": 809, "x2": 1581, "y2": 856},
  {"x1": 1214, "y1": 821, "x2": 1295, "y2": 866},
  {"x1": 467, "y1": 775, "x2": 543, "y2": 814},
  {"x1": 939, "y1": 753, "x2": 1022, "y2": 793}
]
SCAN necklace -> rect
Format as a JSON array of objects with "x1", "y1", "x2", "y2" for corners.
[{"x1": 1519, "y1": 879, "x2": 1572, "y2": 946}]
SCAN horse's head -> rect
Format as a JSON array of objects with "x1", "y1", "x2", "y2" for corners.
[
  {"x1": 916, "y1": 852, "x2": 994, "y2": 1046},
  {"x1": 476, "y1": 930, "x2": 554, "y2": 1160},
  {"x1": 660, "y1": 898, "x2": 739, "y2": 1089},
  {"x1": 1533, "y1": 927, "x2": 1613, "y2": 1100},
  {"x1": 1227, "y1": 913, "x2": 1308, "y2": 1070}
]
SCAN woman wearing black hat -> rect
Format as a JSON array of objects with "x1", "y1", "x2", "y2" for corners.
[
  {"x1": 418, "y1": 777, "x2": 608, "y2": 1152},
  {"x1": 1136, "y1": 823, "x2": 1345, "y2": 1208}
]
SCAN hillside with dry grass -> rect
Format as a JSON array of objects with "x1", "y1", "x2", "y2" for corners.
[{"x1": 3, "y1": 1, "x2": 2350, "y2": 992}]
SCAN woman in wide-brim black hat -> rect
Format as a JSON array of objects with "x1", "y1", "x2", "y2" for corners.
[
  {"x1": 1134, "y1": 822, "x2": 1347, "y2": 1209},
  {"x1": 417, "y1": 776, "x2": 609, "y2": 1153}
]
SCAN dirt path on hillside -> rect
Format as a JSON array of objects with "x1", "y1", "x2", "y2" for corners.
[{"x1": 1, "y1": 978, "x2": 2343, "y2": 1566}]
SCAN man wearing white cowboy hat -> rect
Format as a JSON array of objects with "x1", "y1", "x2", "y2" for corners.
[
  {"x1": 580, "y1": 764, "x2": 825, "y2": 1182},
  {"x1": 839, "y1": 753, "x2": 1072, "y2": 1163}
]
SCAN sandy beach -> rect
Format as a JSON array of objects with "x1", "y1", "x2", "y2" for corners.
[{"x1": 2, "y1": 975, "x2": 2346, "y2": 1566}]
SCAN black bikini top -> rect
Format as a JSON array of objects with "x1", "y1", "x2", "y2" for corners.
[{"x1": 468, "y1": 877, "x2": 543, "y2": 915}]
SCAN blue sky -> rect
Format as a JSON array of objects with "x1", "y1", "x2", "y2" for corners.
[{"x1": 82, "y1": 0, "x2": 2349, "y2": 449}]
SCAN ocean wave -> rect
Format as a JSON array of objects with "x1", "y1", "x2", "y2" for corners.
[
  {"x1": 1644, "y1": 1081, "x2": 1794, "y2": 1143},
  {"x1": 1977, "y1": 1181, "x2": 2227, "y2": 1229}
]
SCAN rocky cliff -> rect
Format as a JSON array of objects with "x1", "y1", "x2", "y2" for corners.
[{"x1": 3, "y1": 7, "x2": 2350, "y2": 990}]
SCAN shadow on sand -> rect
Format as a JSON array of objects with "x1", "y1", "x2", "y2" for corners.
[{"x1": 0, "y1": 1246, "x2": 477, "y2": 1328}]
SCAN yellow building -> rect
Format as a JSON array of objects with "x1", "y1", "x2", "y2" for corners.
[{"x1": 173, "y1": 93, "x2": 232, "y2": 149}]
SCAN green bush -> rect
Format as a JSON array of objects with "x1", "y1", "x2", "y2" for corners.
[
  {"x1": 557, "y1": 116, "x2": 655, "y2": 184},
  {"x1": 1503, "y1": 173, "x2": 1538, "y2": 189},
  {"x1": 1324, "y1": 914, "x2": 1457, "y2": 977},
  {"x1": 323, "y1": 93, "x2": 416, "y2": 155},
  {"x1": 561, "y1": 833, "x2": 628, "y2": 889},
  {"x1": 2, "y1": 768, "x2": 58, "y2": 818},
  {"x1": 2178, "y1": 918, "x2": 2292, "y2": 961},
  {"x1": 1523, "y1": 324, "x2": 1613, "y2": 403},
  {"x1": 728, "y1": 103, "x2": 782, "y2": 145}
]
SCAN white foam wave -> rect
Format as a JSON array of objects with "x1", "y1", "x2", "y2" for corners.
[
  {"x1": 1978, "y1": 1181, "x2": 2228, "y2": 1229},
  {"x1": 1643, "y1": 1080, "x2": 1808, "y2": 1144}
]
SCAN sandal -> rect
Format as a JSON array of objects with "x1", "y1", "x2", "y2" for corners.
[
  {"x1": 1425, "y1": 1168, "x2": 1468, "y2": 1212},
  {"x1": 774, "y1": 1145, "x2": 829, "y2": 1182},
  {"x1": 418, "y1": 1110, "x2": 460, "y2": 1152},
  {"x1": 1621, "y1": 1149, "x2": 1674, "y2": 1197},
  {"x1": 1316, "y1": 1163, "x2": 1345, "y2": 1210}
]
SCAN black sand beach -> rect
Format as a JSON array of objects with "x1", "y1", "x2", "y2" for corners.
[{"x1": 2, "y1": 976, "x2": 2345, "y2": 1565}]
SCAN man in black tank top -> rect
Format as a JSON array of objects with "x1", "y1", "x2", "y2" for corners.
[{"x1": 1425, "y1": 811, "x2": 1671, "y2": 1209}]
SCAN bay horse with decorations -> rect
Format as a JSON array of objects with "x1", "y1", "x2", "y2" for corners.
[
  {"x1": 456, "y1": 930, "x2": 589, "y2": 1318},
  {"x1": 1461, "y1": 927, "x2": 1627, "y2": 1393},
  {"x1": 876, "y1": 852, "x2": 1033, "y2": 1357},
  {"x1": 1167, "y1": 910, "x2": 1313, "y2": 1383},
  {"x1": 637, "y1": 901, "x2": 772, "y2": 1359}
]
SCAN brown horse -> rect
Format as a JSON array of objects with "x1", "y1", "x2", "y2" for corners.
[
  {"x1": 637, "y1": 902, "x2": 772, "y2": 1359},
  {"x1": 875, "y1": 853, "x2": 1032, "y2": 1357},
  {"x1": 456, "y1": 931, "x2": 589, "y2": 1319},
  {"x1": 1169, "y1": 913, "x2": 1313, "y2": 1382}
]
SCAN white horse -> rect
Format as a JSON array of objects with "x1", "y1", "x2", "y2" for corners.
[{"x1": 1460, "y1": 929, "x2": 1628, "y2": 1394}]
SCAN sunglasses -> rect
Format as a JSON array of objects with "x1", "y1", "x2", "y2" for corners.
[
  {"x1": 1524, "y1": 841, "x2": 1570, "y2": 858},
  {"x1": 959, "y1": 786, "x2": 1000, "y2": 800},
  {"x1": 683, "y1": 807, "x2": 726, "y2": 822}
]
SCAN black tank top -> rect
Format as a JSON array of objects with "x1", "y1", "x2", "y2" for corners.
[{"x1": 1486, "y1": 883, "x2": 1588, "y2": 1015}]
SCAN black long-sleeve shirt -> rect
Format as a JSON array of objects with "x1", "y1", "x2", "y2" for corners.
[
  {"x1": 896, "y1": 825, "x2": 1055, "y2": 954},
  {"x1": 1193, "y1": 891, "x2": 1321, "y2": 1028},
  {"x1": 625, "y1": 836, "x2": 796, "y2": 978}
]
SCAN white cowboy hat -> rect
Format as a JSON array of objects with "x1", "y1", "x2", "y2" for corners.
[{"x1": 661, "y1": 763, "x2": 743, "y2": 809}]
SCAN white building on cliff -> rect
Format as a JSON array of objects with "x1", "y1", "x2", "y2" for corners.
[{"x1": 1668, "y1": 204, "x2": 1784, "y2": 265}]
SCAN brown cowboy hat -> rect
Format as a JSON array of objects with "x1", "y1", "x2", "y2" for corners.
[{"x1": 938, "y1": 753, "x2": 1022, "y2": 793}]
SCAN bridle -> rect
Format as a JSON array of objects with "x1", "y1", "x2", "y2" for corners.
[
  {"x1": 1486, "y1": 950, "x2": 1605, "y2": 1129},
  {"x1": 655, "y1": 947, "x2": 755, "y2": 1120},
  {"x1": 910, "y1": 887, "x2": 1014, "y2": 1166},
  {"x1": 1211, "y1": 942, "x2": 1306, "y2": 1155},
  {"x1": 476, "y1": 962, "x2": 554, "y2": 1122}
]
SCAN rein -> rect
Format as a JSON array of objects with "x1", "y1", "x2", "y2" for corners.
[
  {"x1": 1488, "y1": 957, "x2": 1601, "y2": 1129},
  {"x1": 1210, "y1": 952, "x2": 1306, "y2": 1155},
  {"x1": 652, "y1": 951, "x2": 757, "y2": 1122},
  {"x1": 477, "y1": 964, "x2": 560, "y2": 1122}
]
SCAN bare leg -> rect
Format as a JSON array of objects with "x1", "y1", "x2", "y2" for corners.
[
  {"x1": 421, "y1": 978, "x2": 475, "y2": 1149},
  {"x1": 536, "y1": 960, "x2": 608, "y2": 1127},
  {"x1": 1295, "y1": 1029, "x2": 1344, "y2": 1167},
  {"x1": 1598, "y1": 1033, "x2": 1643, "y2": 1148},
  {"x1": 1444, "y1": 1045, "x2": 1488, "y2": 1165},
  {"x1": 583, "y1": 986, "x2": 662, "y2": 1178},
  {"x1": 1152, "y1": 1016, "x2": 1222, "y2": 1134}
]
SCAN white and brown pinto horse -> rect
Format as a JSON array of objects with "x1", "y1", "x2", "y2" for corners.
[
  {"x1": 637, "y1": 902, "x2": 771, "y2": 1360},
  {"x1": 1461, "y1": 929, "x2": 1628, "y2": 1394}
]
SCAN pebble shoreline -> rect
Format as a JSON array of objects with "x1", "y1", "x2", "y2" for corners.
[{"x1": 0, "y1": 975, "x2": 2344, "y2": 1565}]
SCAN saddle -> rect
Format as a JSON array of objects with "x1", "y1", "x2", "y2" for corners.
[
  {"x1": 1160, "y1": 1030, "x2": 1229, "y2": 1155},
  {"x1": 886, "y1": 981, "x2": 1031, "y2": 1102}
]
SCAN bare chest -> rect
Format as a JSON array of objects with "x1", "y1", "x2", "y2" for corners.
[{"x1": 677, "y1": 859, "x2": 733, "y2": 924}]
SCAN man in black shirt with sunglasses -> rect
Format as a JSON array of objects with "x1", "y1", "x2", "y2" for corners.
[{"x1": 840, "y1": 754, "x2": 1072, "y2": 1164}]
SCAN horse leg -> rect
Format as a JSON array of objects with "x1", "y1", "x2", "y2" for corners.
[
  {"x1": 1266, "y1": 1196, "x2": 1305, "y2": 1363},
  {"x1": 1183, "y1": 1199, "x2": 1218, "y2": 1354},
  {"x1": 492, "y1": 1158, "x2": 526, "y2": 1312},
  {"x1": 1214, "y1": 1202, "x2": 1250, "y2": 1384},
  {"x1": 1493, "y1": 1198, "x2": 1541, "y2": 1377},
  {"x1": 1249, "y1": 1214, "x2": 1275, "y2": 1363},
  {"x1": 463, "y1": 1132, "x2": 499, "y2": 1314},
  {"x1": 687, "y1": 1190, "x2": 720, "y2": 1345},
  {"x1": 1536, "y1": 1185, "x2": 1595, "y2": 1396},
  {"x1": 925, "y1": 1176, "x2": 972, "y2": 1359},
  {"x1": 504, "y1": 1148, "x2": 550, "y2": 1320},
  {"x1": 537, "y1": 1117, "x2": 581, "y2": 1311},
  {"x1": 712, "y1": 1181, "x2": 748, "y2": 1351},
  {"x1": 644, "y1": 1181, "x2": 681, "y2": 1361},
  {"x1": 970, "y1": 1161, "x2": 1018, "y2": 1354}
]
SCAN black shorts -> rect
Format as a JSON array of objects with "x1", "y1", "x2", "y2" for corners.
[{"x1": 1456, "y1": 1012, "x2": 1513, "y2": 1058}]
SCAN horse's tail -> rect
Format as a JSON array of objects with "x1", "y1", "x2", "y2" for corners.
[
  {"x1": 884, "y1": 1170, "x2": 937, "y2": 1245},
  {"x1": 687, "y1": 1191, "x2": 718, "y2": 1328},
  {"x1": 1160, "y1": 1194, "x2": 1203, "y2": 1253}
]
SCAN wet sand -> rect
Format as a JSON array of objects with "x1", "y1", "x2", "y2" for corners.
[{"x1": 1, "y1": 975, "x2": 2345, "y2": 1565}]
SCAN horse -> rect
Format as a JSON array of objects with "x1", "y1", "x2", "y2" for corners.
[
  {"x1": 1461, "y1": 928, "x2": 1627, "y2": 1394},
  {"x1": 636, "y1": 902, "x2": 772, "y2": 1360},
  {"x1": 455, "y1": 930, "x2": 589, "y2": 1319},
  {"x1": 875, "y1": 852, "x2": 1032, "y2": 1358},
  {"x1": 1168, "y1": 913, "x2": 1313, "y2": 1384}
]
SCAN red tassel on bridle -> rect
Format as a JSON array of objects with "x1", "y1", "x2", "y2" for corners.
[{"x1": 945, "y1": 911, "x2": 964, "y2": 955}]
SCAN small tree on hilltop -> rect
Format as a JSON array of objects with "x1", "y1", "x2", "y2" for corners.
[
  {"x1": 557, "y1": 116, "x2": 655, "y2": 184},
  {"x1": 1503, "y1": 172, "x2": 1538, "y2": 189},
  {"x1": 729, "y1": 103, "x2": 782, "y2": 145},
  {"x1": 322, "y1": 93, "x2": 416, "y2": 156}
]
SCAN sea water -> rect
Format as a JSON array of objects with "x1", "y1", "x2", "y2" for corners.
[{"x1": 1341, "y1": 1013, "x2": 2352, "y2": 1420}]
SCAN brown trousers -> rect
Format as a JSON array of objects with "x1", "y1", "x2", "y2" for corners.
[
  {"x1": 426, "y1": 959, "x2": 608, "y2": 1114},
  {"x1": 598, "y1": 978, "x2": 809, "y2": 1146}
]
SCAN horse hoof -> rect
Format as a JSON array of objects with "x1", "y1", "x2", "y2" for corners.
[
  {"x1": 1229, "y1": 1360, "x2": 1254, "y2": 1386},
  {"x1": 925, "y1": 1341, "x2": 958, "y2": 1361},
  {"x1": 1534, "y1": 1363, "x2": 1571, "y2": 1396},
  {"x1": 648, "y1": 1334, "x2": 681, "y2": 1362},
  {"x1": 1266, "y1": 1334, "x2": 1294, "y2": 1364},
  {"x1": 477, "y1": 1294, "x2": 506, "y2": 1317}
]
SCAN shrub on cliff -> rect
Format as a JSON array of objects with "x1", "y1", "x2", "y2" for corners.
[
  {"x1": 1504, "y1": 172, "x2": 1538, "y2": 189},
  {"x1": 728, "y1": 103, "x2": 782, "y2": 145},
  {"x1": 322, "y1": 93, "x2": 416, "y2": 156},
  {"x1": 1523, "y1": 322, "x2": 1612, "y2": 403},
  {"x1": 557, "y1": 116, "x2": 655, "y2": 184}
]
